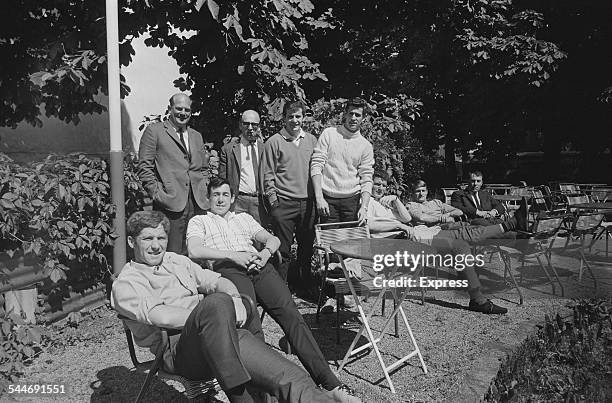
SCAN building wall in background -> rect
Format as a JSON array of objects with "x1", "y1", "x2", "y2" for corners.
[{"x1": 0, "y1": 35, "x2": 183, "y2": 164}]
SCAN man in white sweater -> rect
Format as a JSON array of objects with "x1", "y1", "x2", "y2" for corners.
[{"x1": 310, "y1": 97, "x2": 374, "y2": 224}]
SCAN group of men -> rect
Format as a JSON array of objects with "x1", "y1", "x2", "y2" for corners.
[{"x1": 112, "y1": 92, "x2": 528, "y2": 402}]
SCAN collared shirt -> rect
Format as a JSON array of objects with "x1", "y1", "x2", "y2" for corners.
[
  {"x1": 187, "y1": 211, "x2": 265, "y2": 254},
  {"x1": 471, "y1": 192, "x2": 481, "y2": 210},
  {"x1": 280, "y1": 127, "x2": 305, "y2": 147},
  {"x1": 239, "y1": 137, "x2": 258, "y2": 193},
  {"x1": 111, "y1": 252, "x2": 221, "y2": 372},
  {"x1": 170, "y1": 122, "x2": 189, "y2": 152}
]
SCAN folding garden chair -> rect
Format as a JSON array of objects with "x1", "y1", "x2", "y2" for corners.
[
  {"x1": 331, "y1": 238, "x2": 430, "y2": 393},
  {"x1": 513, "y1": 212, "x2": 569, "y2": 296},
  {"x1": 313, "y1": 221, "x2": 374, "y2": 343},
  {"x1": 119, "y1": 293, "x2": 257, "y2": 403},
  {"x1": 441, "y1": 187, "x2": 458, "y2": 204},
  {"x1": 563, "y1": 212, "x2": 606, "y2": 289}
]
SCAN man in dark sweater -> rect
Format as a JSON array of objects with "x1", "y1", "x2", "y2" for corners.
[{"x1": 261, "y1": 101, "x2": 318, "y2": 294}]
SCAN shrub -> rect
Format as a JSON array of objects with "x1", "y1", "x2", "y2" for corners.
[
  {"x1": 486, "y1": 299, "x2": 612, "y2": 402},
  {"x1": 0, "y1": 311, "x2": 48, "y2": 383},
  {"x1": 0, "y1": 152, "x2": 148, "y2": 293}
]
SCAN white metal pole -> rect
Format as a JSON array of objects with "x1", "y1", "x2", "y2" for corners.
[{"x1": 105, "y1": 0, "x2": 126, "y2": 275}]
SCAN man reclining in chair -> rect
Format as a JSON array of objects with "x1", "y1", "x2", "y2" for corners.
[
  {"x1": 186, "y1": 177, "x2": 360, "y2": 402},
  {"x1": 112, "y1": 210, "x2": 353, "y2": 403},
  {"x1": 365, "y1": 172, "x2": 529, "y2": 314}
]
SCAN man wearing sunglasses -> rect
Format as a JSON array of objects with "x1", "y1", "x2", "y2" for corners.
[{"x1": 219, "y1": 110, "x2": 268, "y2": 225}]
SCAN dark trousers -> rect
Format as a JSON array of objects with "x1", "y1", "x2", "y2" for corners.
[
  {"x1": 270, "y1": 197, "x2": 316, "y2": 288},
  {"x1": 319, "y1": 193, "x2": 360, "y2": 224},
  {"x1": 430, "y1": 224, "x2": 512, "y2": 295},
  {"x1": 155, "y1": 188, "x2": 202, "y2": 255},
  {"x1": 234, "y1": 194, "x2": 269, "y2": 227},
  {"x1": 215, "y1": 263, "x2": 341, "y2": 391},
  {"x1": 468, "y1": 217, "x2": 516, "y2": 239},
  {"x1": 174, "y1": 293, "x2": 333, "y2": 402}
]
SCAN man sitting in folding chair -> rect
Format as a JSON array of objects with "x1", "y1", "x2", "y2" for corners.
[
  {"x1": 112, "y1": 210, "x2": 350, "y2": 403},
  {"x1": 186, "y1": 177, "x2": 360, "y2": 402},
  {"x1": 365, "y1": 172, "x2": 530, "y2": 314}
]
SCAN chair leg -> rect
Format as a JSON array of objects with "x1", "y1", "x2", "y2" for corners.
[
  {"x1": 579, "y1": 248, "x2": 598, "y2": 290},
  {"x1": 135, "y1": 343, "x2": 165, "y2": 403},
  {"x1": 381, "y1": 295, "x2": 386, "y2": 316},
  {"x1": 544, "y1": 252, "x2": 564, "y2": 297},
  {"x1": 535, "y1": 254, "x2": 555, "y2": 295},
  {"x1": 500, "y1": 249, "x2": 523, "y2": 305},
  {"x1": 393, "y1": 298, "x2": 398, "y2": 338},
  {"x1": 316, "y1": 262, "x2": 329, "y2": 323},
  {"x1": 336, "y1": 293, "x2": 341, "y2": 344}
]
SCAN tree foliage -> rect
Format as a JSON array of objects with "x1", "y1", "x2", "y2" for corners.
[{"x1": 0, "y1": 0, "x2": 330, "y2": 137}]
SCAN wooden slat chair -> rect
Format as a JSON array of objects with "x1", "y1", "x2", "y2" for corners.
[
  {"x1": 313, "y1": 221, "x2": 373, "y2": 343},
  {"x1": 120, "y1": 293, "x2": 257, "y2": 403}
]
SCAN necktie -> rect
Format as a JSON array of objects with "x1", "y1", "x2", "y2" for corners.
[
  {"x1": 473, "y1": 192, "x2": 481, "y2": 209},
  {"x1": 179, "y1": 130, "x2": 189, "y2": 158},
  {"x1": 250, "y1": 143, "x2": 259, "y2": 192}
]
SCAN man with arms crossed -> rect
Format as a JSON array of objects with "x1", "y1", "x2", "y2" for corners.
[
  {"x1": 187, "y1": 177, "x2": 360, "y2": 402},
  {"x1": 138, "y1": 93, "x2": 210, "y2": 254},
  {"x1": 112, "y1": 211, "x2": 341, "y2": 402},
  {"x1": 261, "y1": 101, "x2": 317, "y2": 293},
  {"x1": 366, "y1": 172, "x2": 528, "y2": 314}
]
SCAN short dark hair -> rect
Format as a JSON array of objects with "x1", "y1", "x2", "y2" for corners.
[
  {"x1": 283, "y1": 100, "x2": 307, "y2": 118},
  {"x1": 373, "y1": 170, "x2": 389, "y2": 182},
  {"x1": 344, "y1": 97, "x2": 368, "y2": 114},
  {"x1": 469, "y1": 170, "x2": 484, "y2": 179},
  {"x1": 412, "y1": 179, "x2": 428, "y2": 190},
  {"x1": 207, "y1": 176, "x2": 233, "y2": 196},
  {"x1": 126, "y1": 211, "x2": 170, "y2": 238}
]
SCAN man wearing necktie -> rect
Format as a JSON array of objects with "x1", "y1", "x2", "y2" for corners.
[
  {"x1": 218, "y1": 110, "x2": 268, "y2": 225},
  {"x1": 138, "y1": 93, "x2": 210, "y2": 254},
  {"x1": 451, "y1": 170, "x2": 506, "y2": 226}
]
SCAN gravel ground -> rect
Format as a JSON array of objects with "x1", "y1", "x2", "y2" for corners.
[{"x1": 3, "y1": 240, "x2": 611, "y2": 403}]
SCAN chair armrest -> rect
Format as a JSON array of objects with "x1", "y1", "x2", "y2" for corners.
[{"x1": 240, "y1": 293, "x2": 257, "y2": 329}]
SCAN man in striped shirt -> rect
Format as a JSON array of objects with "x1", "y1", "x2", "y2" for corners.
[{"x1": 187, "y1": 177, "x2": 360, "y2": 402}]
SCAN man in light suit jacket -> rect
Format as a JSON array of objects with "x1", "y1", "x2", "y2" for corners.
[
  {"x1": 451, "y1": 170, "x2": 506, "y2": 226},
  {"x1": 138, "y1": 93, "x2": 210, "y2": 254},
  {"x1": 218, "y1": 110, "x2": 268, "y2": 225}
]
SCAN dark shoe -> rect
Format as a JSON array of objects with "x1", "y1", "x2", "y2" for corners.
[
  {"x1": 514, "y1": 198, "x2": 529, "y2": 232},
  {"x1": 329, "y1": 384, "x2": 361, "y2": 403},
  {"x1": 468, "y1": 299, "x2": 508, "y2": 314},
  {"x1": 320, "y1": 298, "x2": 335, "y2": 314},
  {"x1": 295, "y1": 287, "x2": 319, "y2": 303},
  {"x1": 278, "y1": 336, "x2": 292, "y2": 355}
]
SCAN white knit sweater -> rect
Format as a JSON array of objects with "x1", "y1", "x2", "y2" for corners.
[{"x1": 310, "y1": 125, "x2": 374, "y2": 198}]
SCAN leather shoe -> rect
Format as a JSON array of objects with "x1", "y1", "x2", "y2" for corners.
[
  {"x1": 468, "y1": 299, "x2": 508, "y2": 314},
  {"x1": 514, "y1": 198, "x2": 529, "y2": 232}
]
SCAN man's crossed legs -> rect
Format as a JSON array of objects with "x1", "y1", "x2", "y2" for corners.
[
  {"x1": 216, "y1": 264, "x2": 345, "y2": 392},
  {"x1": 173, "y1": 292, "x2": 337, "y2": 402}
]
